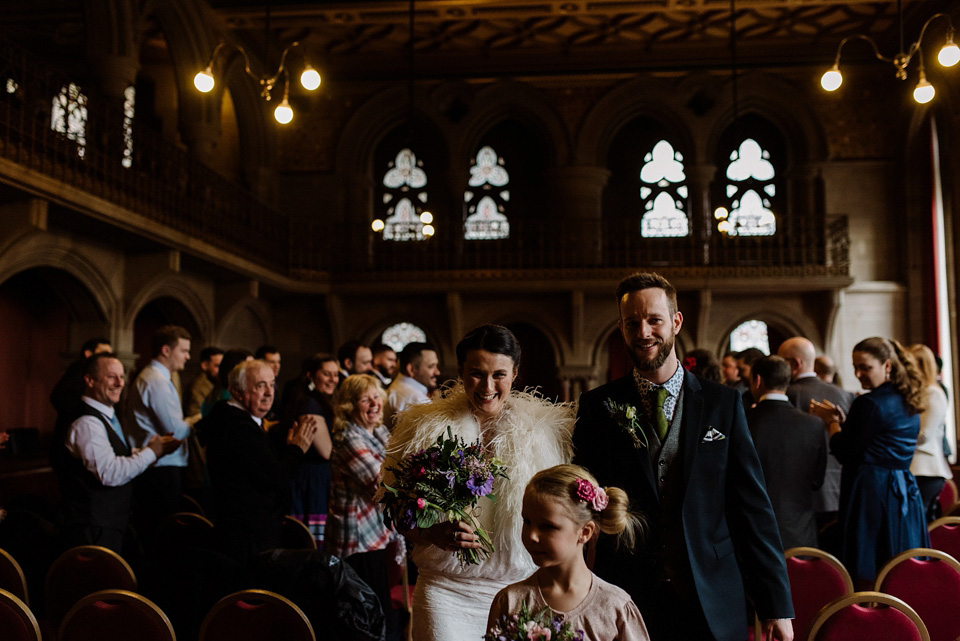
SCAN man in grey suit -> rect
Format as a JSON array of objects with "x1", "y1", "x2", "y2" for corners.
[
  {"x1": 746, "y1": 356, "x2": 827, "y2": 549},
  {"x1": 779, "y1": 337, "x2": 855, "y2": 535}
]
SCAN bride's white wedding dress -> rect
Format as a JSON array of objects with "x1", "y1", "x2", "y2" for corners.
[{"x1": 381, "y1": 384, "x2": 573, "y2": 641}]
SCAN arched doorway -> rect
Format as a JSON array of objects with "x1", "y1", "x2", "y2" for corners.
[
  {"x1": 503, "y1": 322, "x2": 561, "y2": 401},
  {"x1": 0, "y1": 268, "x2": 107, "y2": 447},
  {"x1": 605, "y1": 329, "x2": 631, "y2": 384},
  {"x1": 132, "y1": 297, "x2": 202, "y2": 378}
]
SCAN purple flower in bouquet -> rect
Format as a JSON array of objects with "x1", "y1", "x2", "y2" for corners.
[
  {"x1": 467, "y1": 473, "x2": 495, "y2": 496},
  {"x1": 380, "y1": 426, "x2": 509, "y2": 566}
]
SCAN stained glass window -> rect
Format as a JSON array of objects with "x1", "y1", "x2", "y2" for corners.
[
  {"x1": 729, "y1": 320, "x2": 770, "y2": 355},
  {"x1": 723, "y1": 138, "x2": 776, "y2": 236},
  {"x1": 122, "y1": 86, "x2": 135, "y2": 169},
  {"x1": 51, "y1": 83, "x2": 88, "y2": 158},
  {"x1": 381, "y1": 322, "x2": 427, "y2": 352},
  {"x1": 381, "y1": 148, "x2": 429, "y2": 241},
  {"x1": 639, "y1": 140, "x2": 689, "y2": 238},
  {"x1": 464, "y1": 145, "x2": 510, "y2": 240}
]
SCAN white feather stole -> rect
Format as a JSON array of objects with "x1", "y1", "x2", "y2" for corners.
[{"x1": 380, "y1": 383, "x2": 574, "y2": 581}]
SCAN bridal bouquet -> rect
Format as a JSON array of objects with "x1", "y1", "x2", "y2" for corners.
[
  {"x1": 380, "y1": 426, "x2": 508, "y2": 565},
  {"x1": 485, "y1": 602, "x2": 584, "y2": 641}
]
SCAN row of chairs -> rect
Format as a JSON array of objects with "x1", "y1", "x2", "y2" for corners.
[
  {"x1": 0, "y1": 586, "x2": 316, "y2": 641},
  {"x1": 763, "y1": 544, "x2": 960, "y2": 641}
]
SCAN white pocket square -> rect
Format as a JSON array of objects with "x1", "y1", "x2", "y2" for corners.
[{"x1": 702, "y1": 428, "x2": 726, "y2": 442}]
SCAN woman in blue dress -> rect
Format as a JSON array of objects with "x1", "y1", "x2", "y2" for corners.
[
  {"x1": 813, "y1": 337, "x2": 929, "y2": 586},
  {"x1": 284, "y1": 353, "x2": 337, "y2": 548}
]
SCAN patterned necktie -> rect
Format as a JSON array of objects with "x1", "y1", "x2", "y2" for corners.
[{"x1": 651, "y1": 387, "x2": 670, "y2": 439}]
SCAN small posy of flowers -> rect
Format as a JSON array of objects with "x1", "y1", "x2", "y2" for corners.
[
  {"x1": 380, "y1": 426, "x2": 508, "y2": 565},
  {"x1": 603, "y1": 398, "x2": 648, "y2": 450},
  {"x1": 484, "y1": 601, "x2": 584, "y2": 641}
]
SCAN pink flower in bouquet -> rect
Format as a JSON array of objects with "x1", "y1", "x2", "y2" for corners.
[{"x1": 417, "y1": 497, "x2": 426, "y2": 509}]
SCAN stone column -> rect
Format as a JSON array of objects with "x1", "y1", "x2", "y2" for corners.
[
  {"x1": 686, "y1": 163, "x2": 717, "y2": 266},
  {"x1": 542, "y1": 166, "x2": 611, "y2": 266}
]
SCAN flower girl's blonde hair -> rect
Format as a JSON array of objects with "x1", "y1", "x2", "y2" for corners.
[{"x1": 526, "y1": 464, "x2": 644, "y2": 548}]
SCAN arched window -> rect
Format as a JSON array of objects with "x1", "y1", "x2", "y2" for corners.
[
  {"x1": 639, "y1": 140, "x2": 688, "y2": 237},
  {"x1": 715, "y1": 114, "x2": 785, "y2": 237},
  {"x1": 381, "y1": 322, "x2": 427, "y2": 352},
  {"x1": 604, "y1": 116, "x2": 690, "y2": 237},
  {"x1": 464, "y1": 145, "x2": 510, "y2": 240},
  {"x1": 729, "y1": 320, "x2": 770, "y2": 355},
  {"x1": 51, "y1": 82, "x2": 87, "y2": 158},
  {"x1": 381, "y1": 148, "x2": 430, "y2": 241}
]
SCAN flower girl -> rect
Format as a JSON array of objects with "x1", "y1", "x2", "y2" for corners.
[{"x1": 486, "y1": 464, "x2": 649, "y2": 641}]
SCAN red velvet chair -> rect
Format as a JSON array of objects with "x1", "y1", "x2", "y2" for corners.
[
  {"x1": 874, "y1": 548, "x2": 960, "y2": 641},
  {"x1": 808, "y1": 591, "x2": 929, "y2": 641},
  {"x1": 937, "y1": 479, "x2": 957, "y2": 516},
  {"x1": 155, "y1": 511, "x2": 216, "y2": 551},
  {"x1": 927, "y1": 516, "x2": 960, "y2": 563},
  {"x1": 58, "y1": 589, "x2": 175, "y2": 641},
  {"x1": 0, "y1": 588, "x2": 41, "y2": 641},
  {"x1": 44, "y1": 545, "x2": 137, "y2": 628},
  {"x1": 0, "y1": 547, "x2": 29, "y2": 605},
  {"x1": 199, "y1": 589, "x2": 315, "y2": 641},
  {"x1": 763, "y1": 547, "x2": 854, "y2": 641}
]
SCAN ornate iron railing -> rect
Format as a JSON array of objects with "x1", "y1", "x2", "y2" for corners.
[{"x1": 0, "y1": 33, "x2": 848, "y2": 282}]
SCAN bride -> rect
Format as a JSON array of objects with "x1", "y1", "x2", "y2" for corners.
[{"x1": 381, "y1": 325, "x2": 573, "y2": 641}]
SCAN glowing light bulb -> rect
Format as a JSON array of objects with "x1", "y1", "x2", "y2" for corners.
[
  {"x1": 938, "y1": 41, "x2": 960, "y2": 67},
  {"x1": 419, "y1": 211, "x2": 433, "y2": 224},
  {"x1": 194, "y1": 68, "x2": 215, "y2": 93},
  {"x1": 274, "y1": 98, "x2": 294, "y2": 124},
  {"x1": 718, "y1": 220, "x2": 732, "y2": 234},
  {"x1": 422, "y1": 224, "x2": 435, "y2": 237},
  {"x1": 371, "y1": 219, "x2": 385, "y2": 232},
  {"x1": 713, "y1": 207, "x2": 728, "y2": 220},
  {"x1": 913, "y1": 73, "x2": 935, "y2": 104},
  {"x1": 300, "y1": 65, "x2": 322, "y2": 90},
  {"x1": 820, "y1": 67, "x2": 843, "y2": 92}
]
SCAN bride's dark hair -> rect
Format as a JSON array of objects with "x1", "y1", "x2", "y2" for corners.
[{"x1": 455, "y1": 325, "x2": 521, "y2": 368}]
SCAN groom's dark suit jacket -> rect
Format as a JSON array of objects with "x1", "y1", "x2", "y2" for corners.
[{"x1": 574, "y1": 370, "x2": 793, "y2": 641}]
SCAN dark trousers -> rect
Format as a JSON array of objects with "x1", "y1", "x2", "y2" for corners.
[
  {"x1": 133, "y1": 466, "x2": 183, "y2": 545},
  {"x1": 916, "y1": 476, "x2": 946, "y2": 521}
]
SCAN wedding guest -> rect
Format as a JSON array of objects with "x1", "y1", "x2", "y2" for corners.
[
  {"x1": 812, "y1": 337, "x2": 928, "y2": 586},
  {"x1": 285, "y1": 353, "x2": 337, "y2": 548},
  {"x1": 381, "y1": 325, "x2": 574, "y2": 641},
  {"x1": 681, "y1": 348, "x2": 722, "y2": 383},
  {"x1": 908, "y1": 343, "x2": 953, "y2": 520},
  {"x1": 326, "y1": 375, "x2": 397, "y2": 638}
]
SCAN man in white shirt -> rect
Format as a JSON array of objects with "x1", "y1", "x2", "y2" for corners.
[
  {"x1": 385, "y1": 342, "x2": 440, "y2": 428},
  {"x1": 127, "y1": 325, "x2": 196, "y2": 539},
  {"x1": 61, "y1": 353, "x2": 180, "y2": 553}
]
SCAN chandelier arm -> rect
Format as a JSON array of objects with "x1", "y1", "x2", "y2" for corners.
[
  {"x1": 913, "y1": 13, "x2": 955, "y2": 57},
  {"x1": 835, "y1": 34, "x2": 896, "y2": 66},
  {"x1": 263, "y1": 41, "x2": 302, "y2": 89}
]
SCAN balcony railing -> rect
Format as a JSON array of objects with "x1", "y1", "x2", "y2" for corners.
[
  {"x1": 1, "y1": 33, "x2": 848, "y2": 283},
  {"x1": 289, "y1": 216, "x2": 849, "y2": 280},
  {"x1": 0, "y1": 34, "x2": 288, "y2": 271}
]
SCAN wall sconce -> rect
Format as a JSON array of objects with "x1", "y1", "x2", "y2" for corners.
[
  {"x1": 714, "y1": 206, "x2": 734, "y2": 235},
  {"x1": 193, "y1": 40, "x2": 321, "y2": 124},
  {"x1": 820, "y1": 12, "x2": 957, "y2": 104}
]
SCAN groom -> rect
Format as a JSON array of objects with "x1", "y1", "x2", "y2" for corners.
[{"x1": 574, "y1": 272, "x2": 794, "y2": 641}]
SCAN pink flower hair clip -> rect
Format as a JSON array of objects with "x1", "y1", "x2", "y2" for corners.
[{"x1": 575, "y1": 477, "x2": 609, "y2": 511}]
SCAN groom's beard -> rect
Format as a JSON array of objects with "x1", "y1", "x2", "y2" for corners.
[{"x1": 627, "y1": 333, "x2": 675, "y2": 372}]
